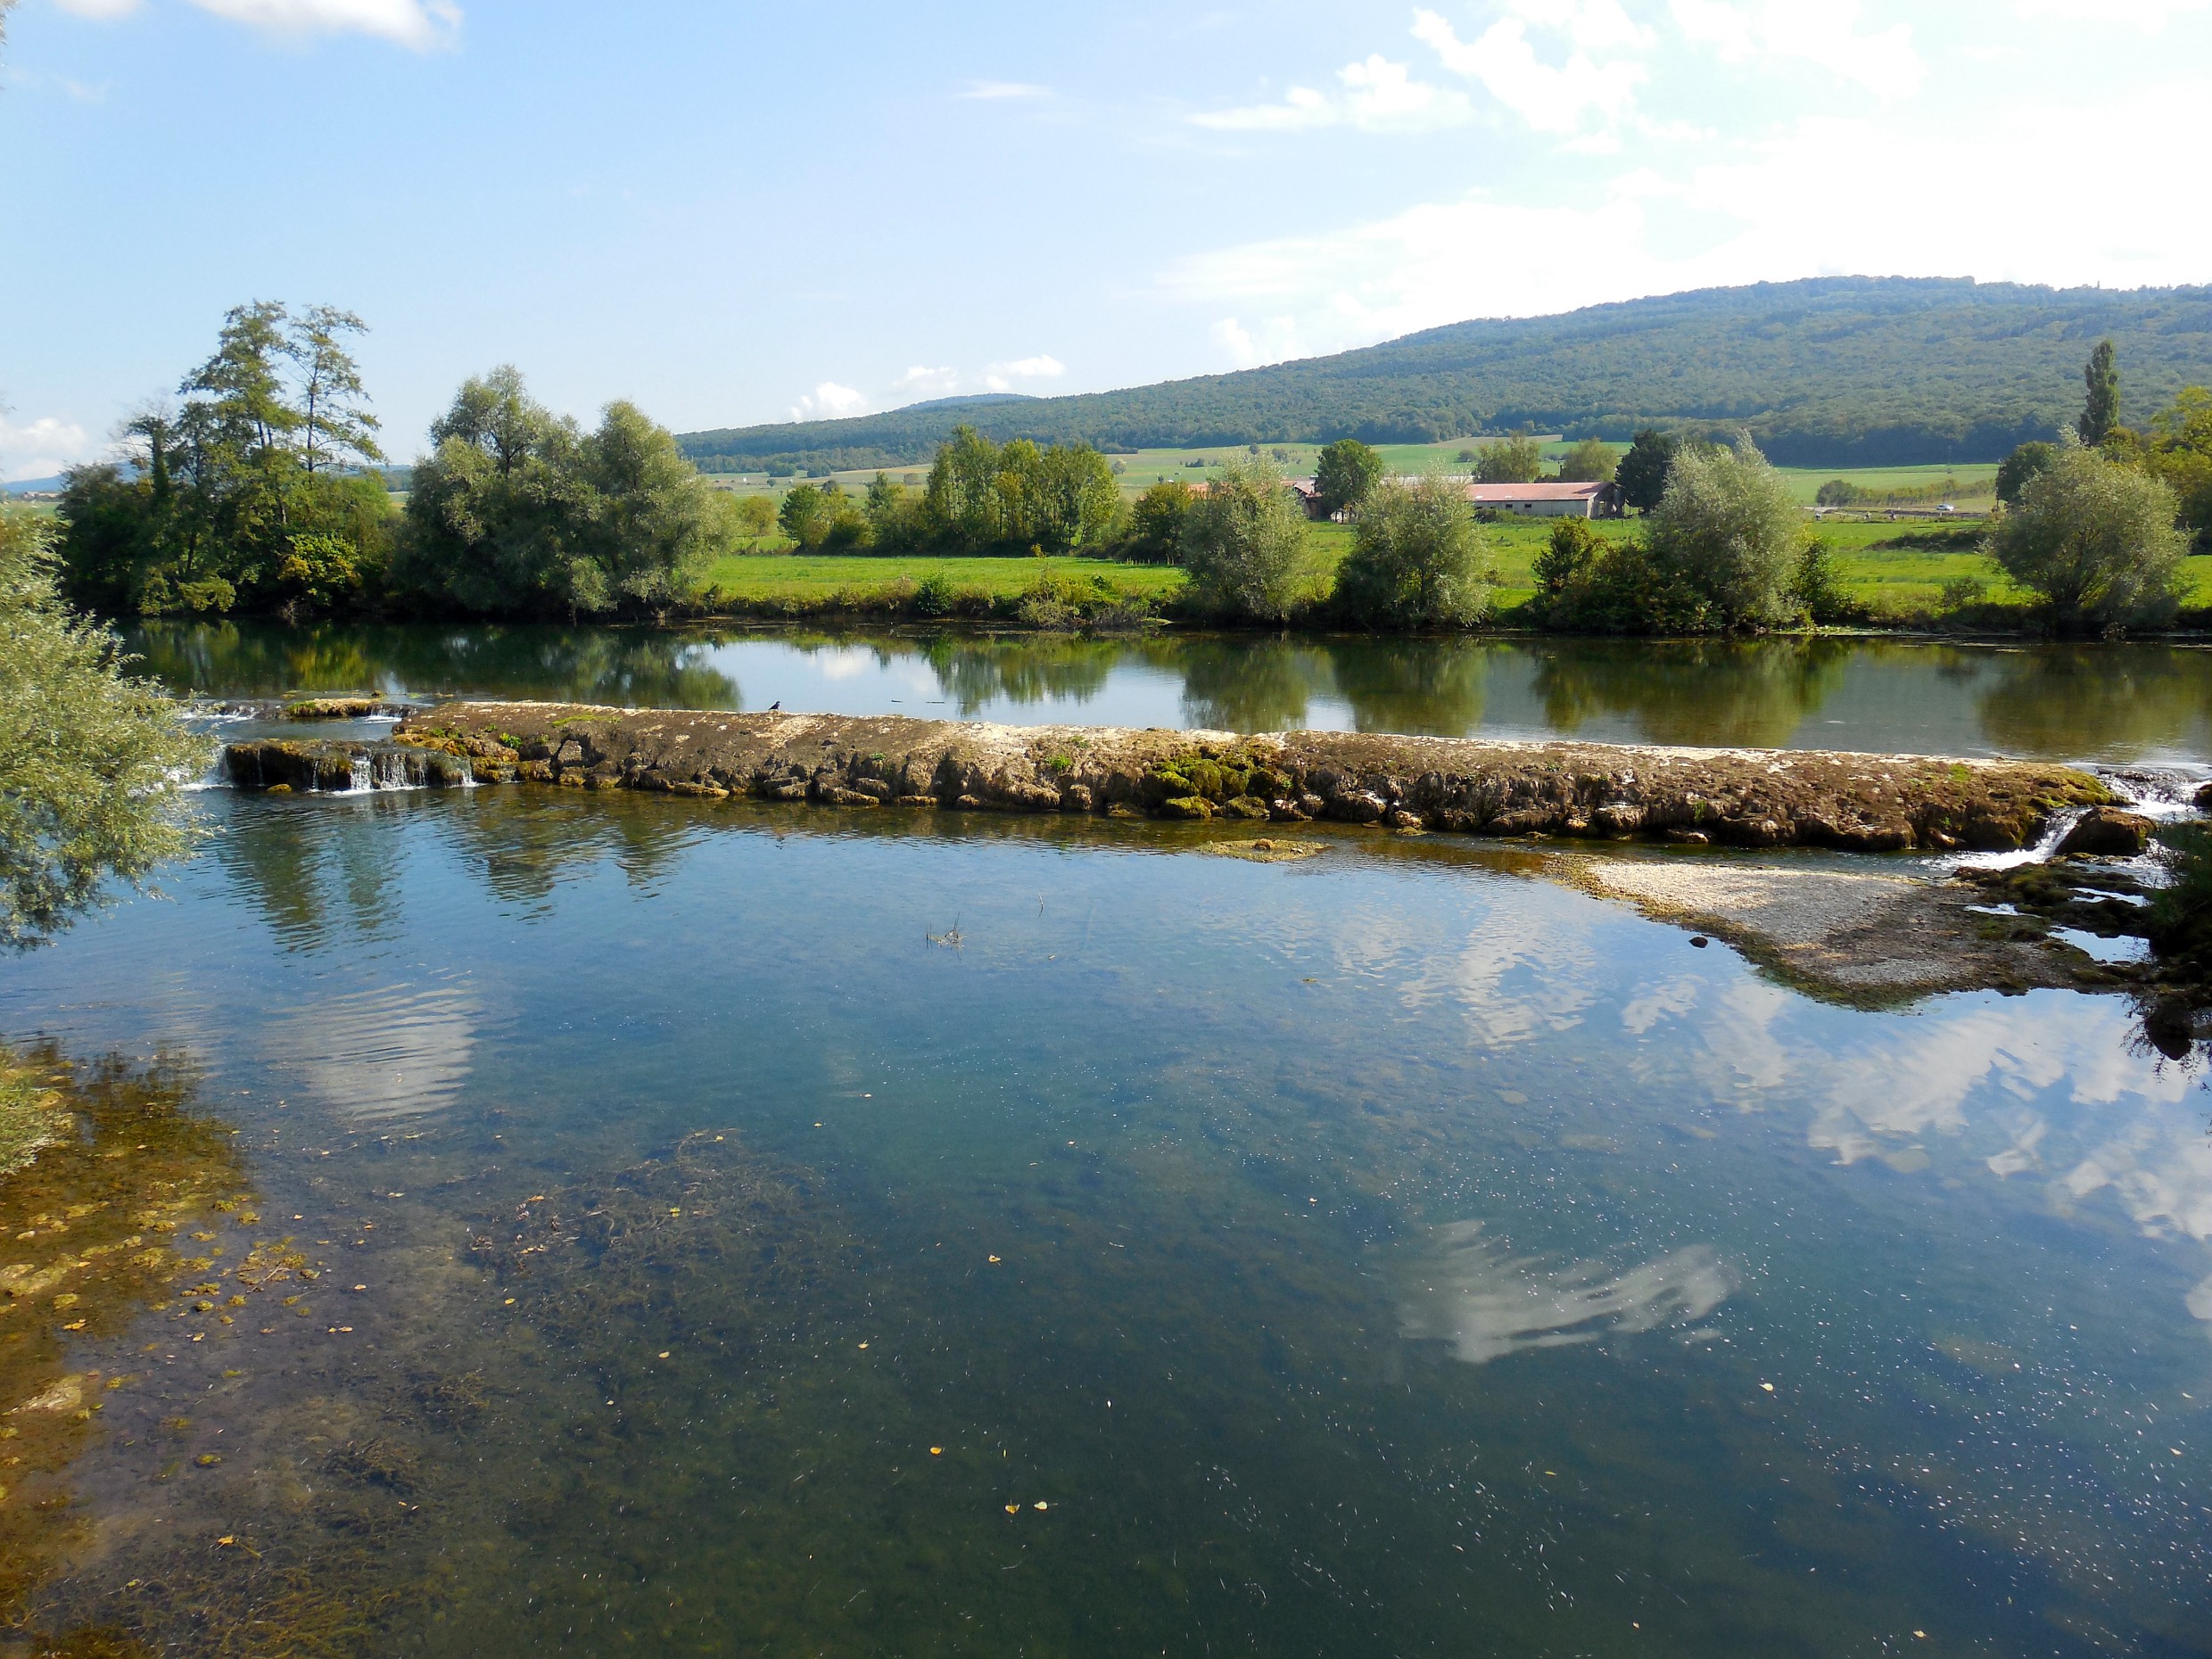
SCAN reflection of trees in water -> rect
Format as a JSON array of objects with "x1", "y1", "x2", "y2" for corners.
[
  {"x1": 1330, "y1": 640, "x2": 1491, "y2": 737},
  {"x1": 432, "y1": 791, "x2": 706, "y2": 912},
  {"x1": 1177, "y1": 638, "x2": 1333, "y2": 732},
  {"x1": 1533, "y1": 639, "x2": 1852, "y2": 749},
  {"x1": 917, "y1": 634, "x2": 1121, "y2": 715},
  {"x1": 1975, "y1": 647, "x2": 2212, "y2": 761},
  {"x1": 217, "y1": 791, "x2": 707, "y2": 946},
  {"x1": 130, "y1": 621, "x2": 741, "y2": 710},
  {"x1": 216, "y1": 795, "x2": 409, "y2": 952}
]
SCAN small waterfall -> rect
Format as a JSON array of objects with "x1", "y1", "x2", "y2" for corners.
[
  {"x1": 220, "y1": 739, "x2": 473, "y2": 795},
  {"x1": 1951, "y1": 805, "x2": 2090, "y2": 872},
  {"x1": 2100, "y1": 768, "x2": 2206, "y2": 822},
  {"x1": 334, "y1": 743, "x2": 474, "y2": 794}
]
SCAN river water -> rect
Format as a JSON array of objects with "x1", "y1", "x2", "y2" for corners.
[
  {"x1": 128, "y1": 619, "x2": 2212, "y2": 763},
  {"x1": 0, "y1": 626, "x2": 2204, "y2": 1654}
]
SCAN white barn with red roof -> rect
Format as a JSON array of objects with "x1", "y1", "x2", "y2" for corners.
[{"x1": 1464, "y1": 481, "x2": 1624, "y2": 519}]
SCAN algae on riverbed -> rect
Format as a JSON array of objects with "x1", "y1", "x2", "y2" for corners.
[{"x1": 0, "y1": 1045, "x2": 248, "y2": 1646}]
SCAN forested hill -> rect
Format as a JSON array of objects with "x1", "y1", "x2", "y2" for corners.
[{"x1": 678, "y1": 277, "x2": 2212, "y2": 472}]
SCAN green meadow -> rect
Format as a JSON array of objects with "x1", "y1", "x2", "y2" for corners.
[{"x1": 700, "y1": 512, "x2": 2212, "y2": 626}]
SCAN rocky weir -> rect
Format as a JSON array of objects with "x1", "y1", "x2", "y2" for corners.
[{"x1": 211, "y1": 700, "x2": 2127, "y2": 855}]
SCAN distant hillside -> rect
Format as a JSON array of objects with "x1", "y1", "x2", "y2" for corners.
[{"x1": 678, "y1": 276, "x2": 2212, "y2": 472}]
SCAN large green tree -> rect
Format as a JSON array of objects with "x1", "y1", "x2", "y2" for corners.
[
  {"x1": 1333, "y1": 475, "x2": 1490, "y2": 628},
  {"x1": 1614, "y1": 429, "x2": 1678, "y2": 512},
  {"x1": 2081, "y1": 339, "x2": 2121, "y2": 447},
  {"x1": 1474, "y1": 434, "x2": 1545, "y2": 484},
  {"x1": 1988, "y1": 439, "x2": 2184, "y2": 632},
  {"x1": 293, "y1": 306, "x2": 384, "y2": 476},
  {"x1": 0, "y1": 510, "x2": 210, "y2": 949},
  {"x1": 54, "y1": 301, "x2": 393, "y2": 617},
  {"x1": 2142, "y1": 387, "x2": 2212, "y2": 548},
  {"x1": 1995, "y1": 441, "x2": 2058, "y2": 506},
  {"x1": 917, "y1": 425, "x2": 1119, "y2": 554},
  {"x1": 1555, "y1": 438, "x2": 1620, "y2": 483},
  {"x1": 1313, "y1": 439, "x2": 1384, "y2": 516},
  {"x1": 399, "y1": 368, "x2": 727, "y2": 616},
  {"x1": 1643, "y1": 434, "x2": 1803, "y2": 629},
  {"x1": 1178, "y1": 456, "x2": 1311, "y2": 623}
]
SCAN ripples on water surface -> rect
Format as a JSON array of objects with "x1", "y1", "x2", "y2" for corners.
[
  {"x1": 0, "y1": 782, "x2": 2206, "y2": 1655},
  {"x1": 131, "y1": 618, "x2": 2212, "y2": 763}
]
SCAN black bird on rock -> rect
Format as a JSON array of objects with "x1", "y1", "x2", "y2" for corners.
[{"x1": 768, "y1": 700, "x2": 780, "y2": 711}]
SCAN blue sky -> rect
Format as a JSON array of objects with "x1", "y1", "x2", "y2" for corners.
[{"x1": 4, "y1": 0, "x2": 2209, "y2": 479}]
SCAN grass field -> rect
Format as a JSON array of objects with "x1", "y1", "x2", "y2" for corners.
[
  {"x1": 701, "y1": 553, "x2": 1184, "y2": 605},
  {"x1": 691, "y1": 516, "x2": 2212, "y2": 628}
]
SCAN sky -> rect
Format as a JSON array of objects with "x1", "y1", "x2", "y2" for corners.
[{"x1": 3, "y1": 0, "x2": 2211, "y2": 480}]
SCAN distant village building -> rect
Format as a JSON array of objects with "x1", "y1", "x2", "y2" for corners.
[{"x1": 1463, "y1": 482, "x2": 1624, "y2": 519}]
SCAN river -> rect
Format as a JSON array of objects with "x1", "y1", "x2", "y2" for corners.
[
  {"x1": 129, "y1": 618, "x2": 2212, "y2": 763},
  {"x1": 0, "y1": 624, "x2": 2201, "y2": 1654}
]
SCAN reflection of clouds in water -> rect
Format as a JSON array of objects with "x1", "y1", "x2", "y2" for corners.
[
  {"x1": 810, "y1": 648, "x2": 879, "y2": 682},
  {"x1": 1623, "y1": 976, "x2": 1699, "y2": 1036},
  {"x1": 260, "y1": 976, "x2": 477, "y2": 1123},
  {"x1": 1391, "y1": 928, "x2": 1597, "y2": 1048},
  {"x1": 2057, "y1": 1113, "x2": 2212, "y2": 1245},
  {"x1": 1622, "y1": 975, "x2": 1791, "y2": 1092},
  {"x1": 1629, "y1": 981, "x2": 2212, "y2": 1325},
  {"x1": 1808, "y1": 1000, "x2": 2192, "y2": 1168},
  {"x1": 1399, "y1": 1222, "x2": 1736, "y2": 1366}
]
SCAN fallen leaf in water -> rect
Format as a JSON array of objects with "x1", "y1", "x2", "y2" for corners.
[
  {"x1": 1033, "y1": 1501, "x2": 1048, "y2": 1511},
  {"x1": 217, "y1": 1537, "x2": 235, "y2": 1547},
  {"x1": 988, "y1": 1256, "x2": 1001, "y2": 1264},
  {"x1": 930, "y1": 1447, "x2": 943, "y2": 1456},
  {"x1": 1761, "y1": 1382, "x2": 1776, "y2": 1393},
  {"x1": 1003, "y1": 1505, "x2": 1019, "y2": 1515}
]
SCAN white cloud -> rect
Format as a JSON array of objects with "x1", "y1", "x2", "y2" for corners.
[
  {"x1": 1669, "y1": 0, "x2": 1924, "y2": 97},
  {"x1": 192, "y1": 0, "x2": 460, "y2": 48},
  {"x1": 1211, "y1": 315, "x2": 1302, "y2": 368},
  {"x1": 788, "y1": 382, "x2": 868, "y2": 423},
  {"x1": 893, "y1": 365, "x2": 961, "y2": 400},
  {"x1": 1166, "y1": 190, "x2": 1678, "y2": 352},
  {"x1": 2014, "y1": 0, "x2": 2209, "y2": 23},
  {"x1": 981, "y1": 353, "x2": 1066, "y2": 393},
  {"x1": 1413, "y1": 6, "x2": 1647, "y2": 134},
  {"x1": 0, "y1": 413, "x2": 94, "y2": 482},
  {"x1": 56, "y1": 0, "x2": 461, "y2": 45},
  {"x1": 959, "y1": 80, "x2": 1050, "y2": 100},
  {"x1": 1164, "y1": 70, "x2": 2212, "y2": 359},
  {"x1": 1193, "y1": 54, "x2": 1473, "y2": 133}
]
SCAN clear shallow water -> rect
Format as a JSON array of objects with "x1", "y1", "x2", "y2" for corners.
[
  {"x1": 129, "y1": 620, "x2": 2212, "y2": 764},
  {"x1": 3, "y1": 788, "x2": 2208, "y2": 1655}
]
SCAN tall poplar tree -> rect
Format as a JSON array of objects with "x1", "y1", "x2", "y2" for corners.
[{"x1": 2081, "y1": 339, "x2": 2121, "y2": 447}]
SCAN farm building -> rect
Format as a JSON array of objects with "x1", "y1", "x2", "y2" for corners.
[{"x1": 1465, "y1": 482, "x2": 1624, "y2": 519}]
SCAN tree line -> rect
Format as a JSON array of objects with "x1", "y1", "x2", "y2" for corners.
[{"x1": 54, "y1": 304, "x2": 732, "y2": 622}]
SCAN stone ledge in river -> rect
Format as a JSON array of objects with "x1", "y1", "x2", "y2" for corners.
[{"x1": 393, "y1": 702, "x2": 2114, "y2": 854}]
